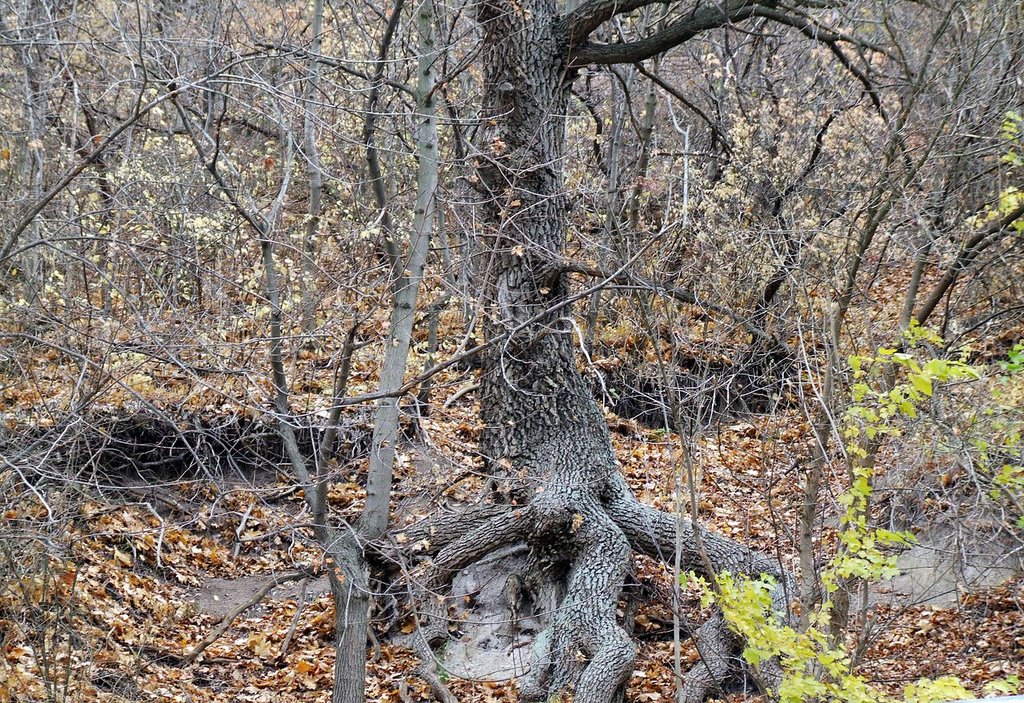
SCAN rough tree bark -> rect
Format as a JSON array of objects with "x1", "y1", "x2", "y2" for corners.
[{"x1": 422, "y1": 1, "x2": 796, "y2": 701}]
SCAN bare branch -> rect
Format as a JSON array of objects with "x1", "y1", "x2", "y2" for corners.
[
  {"x1": 749, "y1": 6, "x2": 886, "y2": 114},
  {"x1": 559, "y1": 257, "x2": 776, "y2": 343},
  {"x1": 568, "y1": 0, "x2": 761, "y2": 66},
  {"x1": 561, "y1": 0, "x2": 673, "y2": 46},
  {"x1": 632, "y1": 62, "x2": 732, "y2": 157},
  {"x1": 915, "y1": 200, "x2": 1024, "y2": 326}
]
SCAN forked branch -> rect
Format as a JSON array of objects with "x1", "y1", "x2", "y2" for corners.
[{"x1": 568, "y1": 0, "x2": 763, "y2": 66}]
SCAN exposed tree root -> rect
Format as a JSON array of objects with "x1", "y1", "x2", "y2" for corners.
[
  {"x1": 607, "y1": 474, "x2": 791, "y2": 703},
  {"x1": 425, "y1": 508, "x2": 533, "y2": 589},
  {"x1": 390, "y1": 468, "x2": 791, "y2": 703},
  {"x1": 52, "y1": 398, "x2": 788, "y2": 702},
  {"x1": 390, "y1": 507, "x2": 535, "y2": 700},
  {"x1": 30, "y1": 412, "x2": 788, "y2": 703},
  {"x1": 409, "y1": 599, "x2": 458, "y2": 703},
  {"x1": 685, "y1": 612, "x2": 738, "y2": 703},
  {"x1": 396, "y1": 503, "x2": 512, "y2": 552},
  {"x1": 604, "y1": 474, "x2": 789, "y2": 589},
  {"x1": 548, "y1": 503, "x2": 635, "y2": 703}
]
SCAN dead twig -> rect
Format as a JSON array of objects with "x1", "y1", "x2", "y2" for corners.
[
  {"x1": 182, "y1": 570, "x2": 310, "y2": 665},
  {"x1": 442, "y1": 382, "x2": 480, "y2": 408},
  {"x1": 232, "y1": 501, "x2": 255, "y2": 559},
  {"x1": 278, "y1": 576, "x2": 309, "y2": 659}
]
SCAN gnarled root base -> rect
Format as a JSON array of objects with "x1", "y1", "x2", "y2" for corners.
[{"x1": 390, "y1": 470, "x2": 791, "y2": 703}]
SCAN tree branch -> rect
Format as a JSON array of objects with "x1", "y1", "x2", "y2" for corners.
[
  {"x1": 561, "y1": 0, "x2": 673, "y2": 46},
  {"x1": 559, "y1": 257, "x2": 776, "y2": 343},
  {"x1": 1, "y1": 84, "x2": 182, "y2": 268},
  {"x1": 568, "y1": 0, "x2": 761, "y2": 66},
  {"x1": 632, "y1": 62, "x2": 732, "y2": 157},
  {"x1": 749, "y1": 6, "x2": 886, "y2": 114},
  {"x1": 752, "y1": 5, "x2": 889, "y2": 54},
  {"x1": 362, "y1": 0, "x2": 409, "y2": 281},
  {"x1": 914, "y1": 200, "x2": 1024, "y2": 326},
  {"x1": 255, "y1": 42, "x2": 416, "y2": 98},
  {"x1": 182, "y1": 570, "x2": 311, "y2": 665}
]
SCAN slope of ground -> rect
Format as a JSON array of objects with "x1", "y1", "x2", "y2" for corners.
[{"x1": 2, "y1": 394, "x2": 1021, "y2": 703}]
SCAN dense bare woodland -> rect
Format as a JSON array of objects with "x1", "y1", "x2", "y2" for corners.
[{"x1": 2, "y1": 0, "x2": 1024, "y2": 702}]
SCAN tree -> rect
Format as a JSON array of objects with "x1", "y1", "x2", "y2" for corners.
[
  {"x1": 2, "y1": 1, "x2": 1022, "y2": 703},
  {"x1": 435, "y1": 1, "x2": 842, "y2": 701},
  {"x1": 405, "y1": 0, "x2": 1022, "y2": 700}
]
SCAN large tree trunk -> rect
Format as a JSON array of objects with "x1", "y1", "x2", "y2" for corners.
[
  {"x1": 474, "y1": 2, "x2": 637, "y2": 695},
  {"x1": 453, "y1": 1, "x2": 791, "y2": 701}
]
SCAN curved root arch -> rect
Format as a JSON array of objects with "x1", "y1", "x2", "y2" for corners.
[{"x1": 397, "y1": 467, "x2": 789, "y2": 703}]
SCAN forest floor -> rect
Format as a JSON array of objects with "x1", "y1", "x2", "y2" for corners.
[
  {"x1": 2, "y1": 377, "x2": 1022, "y2": 703},
  {"x1": 3, "y1": 254, "x2": 1023, "y2": 702}
]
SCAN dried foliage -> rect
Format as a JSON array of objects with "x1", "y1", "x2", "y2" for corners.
[{"x1": 2, "y1": 0, "x2": 1023, "y2": 701}]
